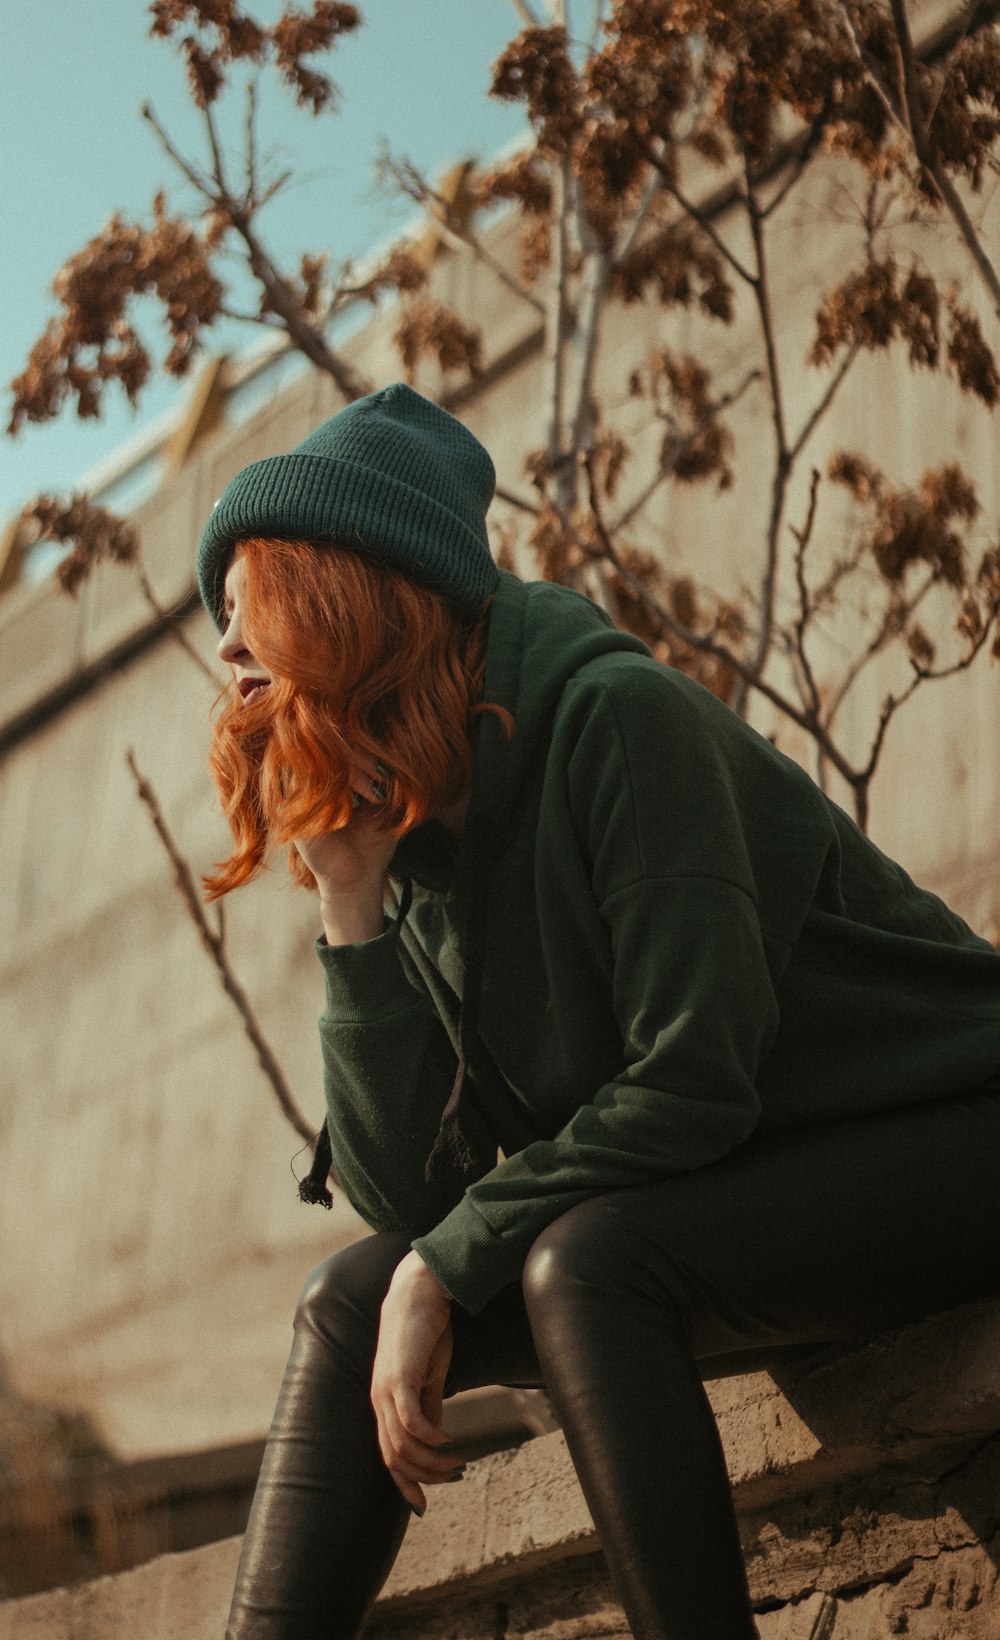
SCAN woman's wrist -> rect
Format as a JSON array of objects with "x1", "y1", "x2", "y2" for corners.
[
  {"x1": 392, "y1": 1249, "x2": 454, "y2": 1303},
  {"x1": 318, "y1": 890, "x2": 386, "y2": 947}
]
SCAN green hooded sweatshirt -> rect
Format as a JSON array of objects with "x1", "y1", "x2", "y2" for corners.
[{"x1": 316, "y1": 572, "x2": 1000, "y2": 1314}]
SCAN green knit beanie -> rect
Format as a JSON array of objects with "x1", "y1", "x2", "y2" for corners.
[{"x1": 197, "y1": 382, "x2": 499, "y2": 629}]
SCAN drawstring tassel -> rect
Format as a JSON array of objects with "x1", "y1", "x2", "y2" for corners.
[
  {"x1": 299, "y1": 1122, "x2": 333, "y2": 1208},
  {"x1": 425, "y1": 1059, "x2": 476, "y2": 1183}
]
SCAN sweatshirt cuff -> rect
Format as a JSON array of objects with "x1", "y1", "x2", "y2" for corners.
[
  {"x1": 412, "y1": 1197, "x2": 523, "y2": 1315},
  {"x1": 315, "y1": 920, "x2": 420, "y2": 1025}
]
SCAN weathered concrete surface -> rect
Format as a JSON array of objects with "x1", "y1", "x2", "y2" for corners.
[
  {"x1": 4, "y1": 1297, "x2": 1000, "y2": 1636},
  {"x1": 0, "y1": 1542, "x2": 832, "y2": 1640},
  {"x1": 2, "y1": 1468, "x2": 997, "y2": 1640},
  {"x1": 708, "y1": 1298, "x2": 1000, "y2": 1506}
]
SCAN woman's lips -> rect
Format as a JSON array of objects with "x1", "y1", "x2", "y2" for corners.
[{"x1": 239, "y1": 678, "x2": 270, "y2": 705}]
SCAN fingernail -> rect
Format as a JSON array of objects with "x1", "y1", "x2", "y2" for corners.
[
  {"x1": 370, "y1": 781, "x2": 387, "y2": 803},
  {"x1": 375, "y1": 761, "x2": 390, "y2": 777},
  {"x1": 447, "y1": 1470, "x2": 465, "y2": 1483},
  {"x1": 410, "y1": 1503, "x2": 424, "y2": 1518},
  {"x1": 351, "y1": 792, "x2": 362, "y2": 809}
]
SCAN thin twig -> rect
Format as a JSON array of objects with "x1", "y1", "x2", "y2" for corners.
[
  {"x1": 244, "y1": 78, "x2": 259, "y2": 204},
  {"x1": 232, "y1": 211, "x2": 373, "y2": 400},
  {"x1": 126, "y1": 750, "x2": 315, "y2": 1143},
  {"x1": 856, "y1": 594, "x2": 1000, "y2": 797},
  {"x1": 142, "y1": 103, "x2": 215, "y2": 200},
  {"x1": 495, "y1": 483, "x2": 539, "y2": 515},
  {"x1": 381, "y1": 153, "x2": 545, "y2": 315},
  {"x1": 737, "y1": 163, "x2": 791, "y2": 704},
  {"x1": 545, "y1": 153, "x2": 572, "y2": 488},
  {"x1": 204, "y1": 97, "x2": 232, "y2": 201},
  {"x1": 645, "y1": 149, "x2": 756, "y2": 287},
  {"x1": 790, "y1": 468, "x2": 824, "y2": 717},
  {"x1": 822, "y1": 570, "x2": 935, "y2": 728},
  {"x1": 759, "y1": 122, "x2": 826, "y2": 221},
  {"x1": 218, "y1": 305, "x2": 283, "y2": 326},
  {"x1": 135, "y1": 567, "x2": 223, "y2": 688},
  {"x1": 257, "y1": 169, "x2": 294, "y2": 209},
  {"x1": 613, "y1": 165, "x2": 665, "y2": 270},
  {"x1": 790, "y1": 342, "x2": 861, "y2": 463},
  {"x1": 611, "y1": 367, "x2": 762, "y2": 533}
]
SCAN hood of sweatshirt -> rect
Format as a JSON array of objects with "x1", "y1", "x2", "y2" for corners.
[
  {"x1": 393, "y1": 570, "x2": 650, "y2": 890},
  {"x1": 391, "y1": 571, "x2": 652, "y2": 1179}
]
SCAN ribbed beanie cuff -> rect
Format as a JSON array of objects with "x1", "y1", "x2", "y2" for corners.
[{"x1": 197, "y1": 383, "x2": 499, "y2": 627}]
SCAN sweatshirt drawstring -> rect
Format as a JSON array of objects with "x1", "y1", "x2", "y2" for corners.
[{"x1": 424, "y1": 814, "x2": 494, "y2": 1184}]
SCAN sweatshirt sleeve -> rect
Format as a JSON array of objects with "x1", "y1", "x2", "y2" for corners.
[
  {"x1": 317, "y1": 918, "x2": 495, "y2": 1236},
  {"x1": 413, "y1": 668, "x2": 783, "y2": 1312}
]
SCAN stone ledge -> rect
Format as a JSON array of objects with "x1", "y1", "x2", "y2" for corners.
[
  {"x1": 383, "y1": 1297, "x2": 1000, "y2": 1607},
  {"x1": 2, "y1": 1298, "x2": 998, "y2": 1638}
]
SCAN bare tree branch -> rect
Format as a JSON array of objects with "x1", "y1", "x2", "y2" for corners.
[
  {"x1": 380, "y1": 152, "x2": 546, "y2": 316},
  {"x1": 495, "y1": 483, "x2": 539, "y2": 515},
  {"x1": 737, "y1": 165, "x2": 791, "y2": 703},
  {"x1": 135, "y1": 566, "x2": 223, "y2": 687},
  {"x1": 790, "y1": 341, "x2": 861, "y2": 462},
  {"x1": 143, "y1": 100, "x2": 372, "y2": 401},
  {"x1": 204, "y1": 96, "x2": 233, "y2": 201},
  {"x1": 790, "y1": 467, "x2": 824, "y2": 717},
  {"x1": 759, "y1": 121, "x2": 827, "y2": 220},
  {"x1": 822, "y1": 570, "x2": 936, "y2": 729},
  {"x1": 126, "y1": 750, "x2": 315, "y2": 1144},
  {"x1": 576, "y1": 453, "x2": 863, "y2": 787},
  {"x1": 645, "y1": 150, "x2": 757, "y2": 287},
  {"x1": 142, "y1": 101, "x2": 215, "y2": 198},
  {"x1": 545, "y1": 154, "x2": 572, "y2": 489},
  {"x1": 245, "y1": 78, "x2": 260, "y2": 203},
  {"x1": 612, "y1": 366, "x2": 762, "y2": 533}
]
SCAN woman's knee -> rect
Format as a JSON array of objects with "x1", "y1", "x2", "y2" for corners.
[
  {"x1": 521, "y1": 1192, "x2": 694, "y2": 1334},
  {"x1": 522, "y1": 1195, "x2": 633, "y2": 1312},
  {"x1": 294, "y1": 1230, "x2": 413, "y2": 1353}
]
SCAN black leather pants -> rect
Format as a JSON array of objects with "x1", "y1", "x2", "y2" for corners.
[{"x1": 227, "y1": 1083, "x2": 1000, "y2": 1640}]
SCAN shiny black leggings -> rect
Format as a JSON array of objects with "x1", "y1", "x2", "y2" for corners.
[{"x1": 227, "y1": 1085, "x2": 1000, "y2": 1640}]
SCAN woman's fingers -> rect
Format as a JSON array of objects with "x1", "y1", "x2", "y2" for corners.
[
  {"x1": 382, "y1": 1401, "x2": 460, "y2": 1472},
  {"x1": 375, "y1": 1401, "x2": 465, "y2": 1518},
  {"x1": 349, "y1": 756, "x2": 392, "y2": 806}
]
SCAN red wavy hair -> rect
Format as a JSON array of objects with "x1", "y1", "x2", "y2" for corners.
[{"x1": 204, "y1": 536, "x2": 505, "y2": 900}]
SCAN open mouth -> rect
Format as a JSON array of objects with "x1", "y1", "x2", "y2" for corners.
[{"x1": 238, "y1": 678, "x2": 271, "y2": 706}]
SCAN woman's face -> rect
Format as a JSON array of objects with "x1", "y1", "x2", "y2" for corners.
[{"x1": 217, "y1": 557, "x2": 272, "y2": 706}]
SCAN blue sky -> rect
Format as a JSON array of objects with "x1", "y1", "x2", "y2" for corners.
[{"x1": 0, "y1": 1, "x2": 530, "y2": 525}]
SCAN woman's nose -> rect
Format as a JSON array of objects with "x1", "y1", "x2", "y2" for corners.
[{"x1": 218, "y1": 615, "x2": 249, "y2": 666}]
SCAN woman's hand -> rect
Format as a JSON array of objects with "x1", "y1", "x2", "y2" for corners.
[
  {"x1": 295, "y1": 760, "x2": 398, "y2": 946},
  {"x1": 370, "y1": 1251, "x2": 463, "y2": 1516}
]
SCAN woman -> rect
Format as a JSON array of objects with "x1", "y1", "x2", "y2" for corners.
[{"x1": 198, "y1": 384, "x2": 1000, "y2": 1640}]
